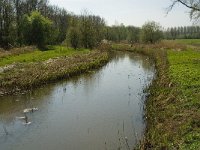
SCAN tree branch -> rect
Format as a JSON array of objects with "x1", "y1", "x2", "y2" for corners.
[
  {"x1": 177, "y1": 0, "x2": 200, "y2": 11},
  {"x1": 166, "y1": 0, "x2": 178, "y2": 14}
]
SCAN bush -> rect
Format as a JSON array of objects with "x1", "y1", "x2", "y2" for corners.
[
  {"x1": 67, "y1": 27, "x2": 81, "y2": 49},
  {"x1": 21, "y1": 11, "x2": 52, "y2": 49}
]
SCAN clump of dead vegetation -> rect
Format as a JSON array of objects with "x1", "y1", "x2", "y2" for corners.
[
  {"x1": 0, "y1": 46, "x2": 36, "y2": 58},
  {"x1": 0, "y1": 50, "x2": 109, "y2": 96}
]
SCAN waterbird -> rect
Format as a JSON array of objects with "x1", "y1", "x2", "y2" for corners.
[
  {"x1": 16, "y1": 116, "x2": 26, "y2": 119},
  {"x1": 23, "y1": 108, "x2": 38, "y2": 113}
]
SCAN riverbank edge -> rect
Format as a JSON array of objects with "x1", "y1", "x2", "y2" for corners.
[
  {"x1": 111, "y1": 43, "x2": 183, "y2": 149},
  {"x1": 0, "y1": 50, "x2": 110, "y2": 96}
]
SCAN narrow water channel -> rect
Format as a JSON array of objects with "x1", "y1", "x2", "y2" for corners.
[{"x1": 0, "y1": 52, "x2": 155, "y2": 150}]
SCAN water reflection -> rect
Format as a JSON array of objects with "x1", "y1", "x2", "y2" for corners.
[{"x1": 0, "y1": 51, "x2": 155, "y2": 150}]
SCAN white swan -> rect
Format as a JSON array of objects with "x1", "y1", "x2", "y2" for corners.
[{"x1": 23, "y1": 108, "x2": 38, "y2": 113}]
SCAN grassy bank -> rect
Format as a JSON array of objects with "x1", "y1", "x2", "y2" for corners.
[
  {"x1": 0, "y1": 46, "x2": 89, "y2": 66},
  {"x1": 143, "y1": 49, "x2": 200, "y2": 149},
  {"x1": 112, "y1": 41, "x2": 200, "y2": 149},
  {"x1": 0, "y1": 47, "x2": 109, "y2": 96}
]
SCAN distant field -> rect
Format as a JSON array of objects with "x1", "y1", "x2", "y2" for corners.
[
  {"x1": 173, "y1": 39, "x2": 200, "y2": 46},
  {"x1": 0, "y1": 46, "x2": 90, "y2": 67}
]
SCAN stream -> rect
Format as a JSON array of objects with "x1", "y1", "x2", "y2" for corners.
[{"x1": 0, "y1": 52, "x2": 155, "y2": 150}]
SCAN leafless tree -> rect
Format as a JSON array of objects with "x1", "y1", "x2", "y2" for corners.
[{"x1": 168, "y1": 0, "x2": 200, "y2": 20}]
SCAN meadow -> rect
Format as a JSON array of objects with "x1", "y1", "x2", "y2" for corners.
[
  {"x1": 167, "y1": 49, "x2": 200, "y2": 149},
  {"x1": 0, "y1": 46, "x2": 90, "y2": 67},
  {"x1": 174, "y1": 39, "x2": 200, "y2": 46}
]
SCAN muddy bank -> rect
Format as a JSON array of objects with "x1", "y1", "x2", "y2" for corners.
[{"x1": 0, "y1": 50, "x2": 109, "y2": 96}]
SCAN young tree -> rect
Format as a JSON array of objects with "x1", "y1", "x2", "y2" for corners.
[
  {"x1": 20, "y1": 14, "x2": 32, "y2": 45},
  {"x1": 68, "y1": 27, "x2": 80, "y2": 49},
  {"x1": 21, "y1": 11, "x2": 52, "y2": 49},
  {"x1": 79, "y1": 14, "x2": 96, "y2": 49},
  {"x1": 31, "y1": 11, "x2": 52, "y2": 48},
  {"x1": 79, "y1": 11, "x2": 106, "y2": 49},
  {"x1": 127, "y1": 26, "x2": 140, "y2": 44},
  {"x1": 140, "y1": 21, "x2": 163, "y2": 43}
]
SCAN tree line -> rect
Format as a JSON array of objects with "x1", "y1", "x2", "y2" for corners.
[
  {"x1": 0, "y1": 0, "x2": 72, "y2": 48},
  {"x1": 4, "y1": 0, "x2": 197, "y2": 50},
  {"x1": 164, "y1": 26, "x2": 200, "y2": 40},
  {"x1": 105, "y1": 22, "x2": 163, "y2": 44}
]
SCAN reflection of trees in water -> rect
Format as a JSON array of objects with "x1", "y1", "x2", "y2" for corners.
[
  {"x1": 111, "y1": 52, "x2": 127, "y2": 65},
  {"x1": 82, "y1": 70, "x2": 103, "y2": 96},
  {"x1": 128, "y1": 53, "x2": 154, "y2": 73},
  {"x1": 73, "y1": 52, "x2": 155, "y2": 96},
  {"x1": 79, "y1": 52, "x2": 132, "y2": 95},
  {"x1": 111, "y1": 51, "x2": 154, "y2": 73},
  {"x1": 67, "y1": 67, "x2": 104, "y2": 96}
]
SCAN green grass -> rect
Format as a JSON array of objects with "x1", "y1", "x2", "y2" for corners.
[
  {"x1": 168, "y1": 50, "x2": 200, "y2": 89},
  {"x1": 142, "y1": 48, "x2": 200, "y2": 149},
  {"x1": 168, "y1": 49, "x2": 200, "y2": 149},
  {"x1": 174, "y1": 39, "x2": 200, "y2": 46},
  {"x1": 0, "y1": 46, "x2": 90, "y2": 67}
]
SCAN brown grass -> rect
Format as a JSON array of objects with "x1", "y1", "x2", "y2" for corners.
[{"x1": 0, "y1": 46, "x2": 36, "y2": 58}]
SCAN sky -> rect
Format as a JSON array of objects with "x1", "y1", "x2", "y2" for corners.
[{"x1": 49, "y1": 0, "x2": 193, "y2": 28}]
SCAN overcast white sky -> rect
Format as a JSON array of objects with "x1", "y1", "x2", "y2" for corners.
[{"x1": 49, "y1": 0, "x2": 193, "y2": 28}]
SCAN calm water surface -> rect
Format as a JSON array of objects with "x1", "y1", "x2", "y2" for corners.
[{"x1": 0, "y1": 52, "x2": 155, "y2": 150}]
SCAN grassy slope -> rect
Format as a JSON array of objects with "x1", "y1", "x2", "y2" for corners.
[
  {"x1": 0, "y1": 46, "x2": 89, "y2": 67},
  {"x1": 141, "y1": 41, "x2": 200, "y2": 149}
]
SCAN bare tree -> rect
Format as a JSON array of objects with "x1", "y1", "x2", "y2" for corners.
[{"x1": 168, "y1": 0, "x2": 200, "y2": 20}]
